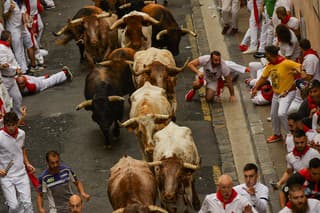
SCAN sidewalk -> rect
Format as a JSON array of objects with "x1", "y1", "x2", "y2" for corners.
[{"x1": 191, "y1": 0, "x2": 287, "y2": 212}]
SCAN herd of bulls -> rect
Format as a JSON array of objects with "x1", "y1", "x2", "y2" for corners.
[{"x1": 54, "y1": 0, "x2": 201, "y2": 212}]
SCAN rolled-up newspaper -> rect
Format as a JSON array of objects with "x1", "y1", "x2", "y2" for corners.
[{"x1": 5, "y1": 160, "x2": 14, "y2": 173}]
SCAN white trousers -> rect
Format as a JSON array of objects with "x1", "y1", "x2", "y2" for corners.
[
  {"x1": 43, "y1": 0, "x2": 55, "y2": 6},
  {"x1": 225, "y1": 60, "x2": 246, "y2": 73},
  {"x1": 221, "y1": 0, "x2": 240, "y2": 28},
  {"x1": 257, "y1": 18, "x2": 273, "y2": 53},
  {"x1": 7, "y1": 28, "x2": 28, "y2": 73},
  {"x1": 2, "y1": 77, "x2": 22, "y2": 118},
  {"x1": 0, "y1": 173, "x2": 33, "y2": 213},
  {"x1": 248, "y1": 61, "x2": 264, "y2": 79},
  {"x1": 271, "y1": 91, "x2": 295, "y2": 135},
  {"x1": 38, "y1": 71, "x2": 67, "y2": 92},
  {"x1": 241, "y1": 8, "x2": 260, "y2": 48}
]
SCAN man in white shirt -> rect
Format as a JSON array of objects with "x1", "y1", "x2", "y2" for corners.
[
  {"x1": 300, "y1": 39, "x2": 320, "y2": 82},
  {"x1": 279, "y1": 184, "x2": 320, "y2": 212},
  {"x1": 275, "y1": 6, "x2": 299, "y2": 37},
  {"x1": 199, "y1": 174, "x2": 257, "y2": 212},
  {"x1": 276, "y1": 129, "x2": 320, "y2": 188},
  {"x1": 234, "y1": 163, "x2": 269, "y2": 213}
]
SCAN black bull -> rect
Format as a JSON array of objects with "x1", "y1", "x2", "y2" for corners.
[{"x1": 76, "y1": 48, "x2": 135, "y2": 147}]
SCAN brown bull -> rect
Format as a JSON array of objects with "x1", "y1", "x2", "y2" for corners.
[
  {"x1": 108, "y1": 155, "x2": 168, "y2": 213},
  {"x1": 132, "y1": 48, "x2": 189, "y2": 118},
  {"x1": 142, "y1": 4, "x2": 196, "y2": 55},
  {"x1": 110, "y1": 11, "x2": 160, "y2": 51}
]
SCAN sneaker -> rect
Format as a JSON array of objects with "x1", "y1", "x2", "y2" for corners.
[
  {"x1": 244, "y1": 78, "x2": 252, "y2": 85},
  {"x1": 221, "y1": 25, "x2": 230, "y2": 35},
  {"x1": 267, "y1": 134, "x2": 282, "y2": 143},
  {"x1": 185, "y1": 89, "x2": 195, "y2": 101},
  {"x1": 243, "y1": 47, "x2": 257, "y2": 54},
  {"x1": 29, "y1": 65, "x2": 45, "y2": 73},
  {"x1": 45, "y1": 4, "x2": 56, "y2": 10},
  {"x1": 267, "y1": 116, "x2": 271, "y2": 121},
  {"x1": 239, "y1": 44, "x2": 248, "y2": 52},
  {"x1": 254, "y1": 52, "x2": 265, "y2": 59},
  {"x1": 229, "y1": 28, "x2": 238, "y2": 35},
  {"x1": 62, "y1": 66, "x2": 73, "y2": 81}
]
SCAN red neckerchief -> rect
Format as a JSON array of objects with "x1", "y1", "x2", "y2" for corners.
[
  {"x1": 286, "y1": 201, "x2": 292, "y2": 208},
  {"x1": 307, "y1": 95, "x2": 317, "y2": 110},
  {"x1": 216, "y1": 189, "x2": 238, "y2": 209},
  {"x1": 281, "y1": 15, "x2": 291, "y2": 24},
  {"x1": 269, "y1": 56, "x2": 286, "y2": 65},
  {"x1": 299, "y1": 168, "x2": 311, "y2": 181},
  {"x1": 303, "y1": 124, "x2": 310, "y2": 132},
  {"x1": 292, "y1": 145, "x2": 310, "y2": 158},
  {"x1": 253, "y1": 0, "x2": 260, "y2": 28},
  {"x1": 303, "y1": 48, "x2": 319, "y2": 59},
  {"x1": 1, "y1": 126, "x2": 18, "y2": 138},
  {"x1": 217, "y1": 78, "x2": 224, "y2": 97},
  {"x1": 0, "y1": 40, "x2": 10, "y2": 48}
]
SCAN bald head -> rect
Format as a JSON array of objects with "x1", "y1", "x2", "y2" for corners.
[
  {"x1": 218, "y1": 174, "x2": 234, "y2": 201},
  {"x1": 69, "y1": 194, "x2": 83, "y2": 213}
]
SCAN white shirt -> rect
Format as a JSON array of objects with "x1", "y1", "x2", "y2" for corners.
[
  {"x1": 303, "y1": 54, "x2": 320, "y2": 81},
  {"x1": 4, "y1": 0, "x2": 23, "y2": 31},
  {"x1": 286, "y1": 147, "x2": 320, "y2": 171},
  {"x1": 278, "y1": 30, "x2": 301, "y2": 61},
  {"x1": 279, "y1": 198, "x2": 320, "y2": 212},
  {"x1": 199, "y1": 193, "x2": 258, "y2": 213},
  {"x1": 0, "y1": 43, "x2": 20, "y2": 77},
  {"x1": 286, "y1": 16, "x2": 300, "y2": 31},
  {"x1": 0, "y1": 128, "x2": 26, "y2": 178},
  {"x1": 234, "y1": 183, "x2": 269, "y2": 213},
  {"x1": 285, "y1": 131, "x2": 317, "y2": 153},
  {"x1": 198, "y1": 55, "x2": 230, "y2": 82}
]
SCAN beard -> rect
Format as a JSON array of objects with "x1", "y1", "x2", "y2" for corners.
[{"x1": 291, "y1": 201, "x2": 309, "y2": 213}]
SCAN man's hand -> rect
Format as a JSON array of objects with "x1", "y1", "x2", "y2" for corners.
[
  {"x1": 309, "y1": 108, "x2": 318, "y2": 118},
  {"x1": 243, "y1": 204, "x2": 253, "y2": 213},
  {"x1": 229, "y1": 95, "x2": 236, "y2": 102},
  {"x1": 9, "y1": 2, "x2": 15, "y2": 11},
  {"x1": 244, "y1": 186, "x2": 256, "y2": 196},
  {"x1": 0, "y1": 169, "x2": 7, "y2": 177},
  {"x1": 1, "y1": 63, "x2": 9, "y2": 69},
  {"x1": 251, "y1": 87, "x2": 258, "y2": 98},
  {"x1": 197, "y1": 72, "x2": 204, "y2": 79},
  {"x1": 20, "y1": 106, "x2": 27, "y2": 117},
  {"x1": 16, "y1": 68, "x2": 22, "y2": 76},
  {"x1": 25, "y1": 163, "x2": 35, "y2": 174},
  {"x1": 81, "y1": 192, "x2": 90, "y2": 201},
  {"x1": 38, "y1": 207, "x2": 45, "y2": 213}
]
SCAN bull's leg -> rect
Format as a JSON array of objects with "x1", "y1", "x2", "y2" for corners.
[
  {"x1": 112, "y1": 121, "x2": 120, "y2": 140},
  {"x1": 77, "y1": 43, "x2": 85, "y2": 63},
  {"x1": 84, "y1": 51, "x2": 95, "y2": 68},
  {"x1": 100, "y1": 127, "x2": 112, "y2": 149},
  {"x1": 191, "y1": 180, "x2": 200, "y2": 210}
]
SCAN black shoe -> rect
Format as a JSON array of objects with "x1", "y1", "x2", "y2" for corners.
[
  {"x1": 221, "y1": 25, "x2": 230, "y2": 35},
  {"x1": 254, "y1": 52, "x2": 265, "y2": 59}
]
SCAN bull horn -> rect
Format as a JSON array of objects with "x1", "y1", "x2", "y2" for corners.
[
  {"x1": 167, "y1": 57, "x2": 190, "y2": 74},
  {"x1": 124, "y1": 60, "x2": 134, "y2": 65},
  {"x1": 76, "y1": 100, "x2": 93, "y2": 110},
  {"x1": 183, "y1": 162, "x2": 199, "y2": 170},
  {"x1": 97, "y1": 12, "x2": 111, "y2": 19},
  {"x1": 153, "y1": 114, "x2": 170, "y2": 120},
  {"x1": 119, "y1": 2, "x2": 131, "y2": 9},
  {"x1": 112, "y1": 208, "x2": 125, "y2": 213},
  {"x1": 98, "y1": 60, "x2": 112, "y2": 66},
  {"x1": 181, "y1": 28, "x2": 197, "y2": 37},
  {"x1": 110, "y1": 18, "x2": 125, "y2": 30},
  {"x1": 53, "y1": 24, "x2": 69, "y2": 36},
  {"x1": 142, "y1": 15, "x2": 160, "y2": 25},
  {"x1": 156, "y1": 29, "x2": 168, "y2": 40},
  {"x1": 148, "y1": 205, "x2": 168, "y2": 213},
  {"x1": 148, "y1": 161, "x2": 162, "y2": 167},
  {"x1": 144, "y1": 1, "x2": 156, "y2": 4},
  {"x1": 70, "y1": 17, "x2": 85, "y2": 25},
  {"x1": 119, "y1": 117, "x2": 138, "y2": 127},
  {"x1": 108, "y1": 96, "x2": 125, "y2": 102}
]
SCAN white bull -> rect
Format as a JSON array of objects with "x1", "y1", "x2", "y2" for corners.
[
  {"x1": 120, "y1": 81, "x2": 172, "y2": 160},
  {"x1": 149, "y1": 121, "x2": 201, "y2": 212}
]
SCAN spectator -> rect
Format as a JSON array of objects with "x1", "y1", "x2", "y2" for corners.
[
  {"x1": 0, "y1": 30, "x2": 23, "y2": 118},
  {"x1": 275, "y1": 24, "x2": 301, "y2": 62},
  {"x1": 68, "y1": 194, "x2": 84, "y2": 213},
  {"x1": 276, "y1": 130, "x2": 320, "y2": 188},
  {"x1": 275, "y1": 6, "x2": 300, "y2": 38},
  {"x1": 279, "y1": 184, "x2": 320, "y2": 212},
  {"x1": 299, "y1": 39, "x2": 320, "y2": 82},
  {"x1": 220, "y1": 0, "x2": 241, "y2": 35},
  {"x1": 185, "y1": 50, "x2": 236, "y2": 103},
  {"x1": 199, "y1": 174, "x2": 257, "y2": 212},
  {"x1": 271, "y1": 0, "x2": 293, "y2": 31},
  {"x1": 37, "y1": 150, "x2": 90, "y2": 213},
  {"x1": 16, "y1": 66, "x2": 73, "y2": 95},
  {"x1": 279, "y1": 173, "x2": 305, "y2": 208},
  {"x1": 0, "y1": 111, "x2": 35, "y2": 212},
  {"x1": 251, "y1": 45, "x2": 301, "y2": 143},
  {"x1": 234, "y1": 163, "x2": 269, "y2": 213}
]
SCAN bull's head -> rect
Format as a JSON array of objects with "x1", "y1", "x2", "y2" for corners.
[
  {"x1": 156, "y1": 28, "x2": 197, "y2": 56},
  {"x1": 112, "y1": 204, "x2": 168, "y2": 213},
  {"x1": 148, "y1": 157, "x2": 199, "y2": 203},
  {"x1": 119, "y1": 114, "x2": 170, "y2": 154},
  {"x1": 110, "y1": 11, "x2": 160, "y2": 50}
]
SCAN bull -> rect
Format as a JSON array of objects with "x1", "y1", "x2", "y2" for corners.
[
  {"x1": 108, "y1": 155, "x2": 168, "y2": 213},
  {"x1": 76, "y1": 48, "x2": 135, "y2": 147},
  {"x1": 53, "y1": 6, "x2": 114, "y2": 63},
  {"x1": 119, "y1": 81, "x2": 172, "y2": 160},
  {"x1": 148, "y1": 122, "x2": 201, "y2": 212},
  {"x1": 142, "y1": 4, "x2": 197, "y2": 55},
  {"x1": 110, "y1": 11, "x2": 160, "y2": 51},
  {"x1": 132, "y1": 47, "x2": 189, "y2": 118}
]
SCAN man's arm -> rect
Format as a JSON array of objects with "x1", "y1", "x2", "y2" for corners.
[
  {"x1": 251, "y1": 76, "x2": 269, "y2": 97},
  {"x1": 224, "y1": 74, "x2": 236, "y2": 102},
  {"x1": 276, "y1": 168, "x2": 293, "y2": 188},
  {"x1": 253, "y1": 185, "x2": 269, "y2": 212},
  {"x1": 187, "y1": 58, "x2": 203, "y2": 77},
  {"x1": 74, "y1": 180, "x2": 90, "y2": 201},
  {"x1": 36, "y1": 192, "x2": 45, "y2": 213},
  {"x1": 3, "y1": 1, "x2": 15, "y2": 21},
  {"x1": 22, "y1": 147, "x2": 35, "y2": 173}
]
